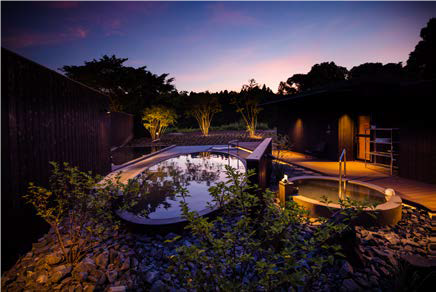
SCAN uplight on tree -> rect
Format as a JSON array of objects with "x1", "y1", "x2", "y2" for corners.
[
  {"x1": 142, "y1": 105, "x2": 177, "y2": 141},
  {"x1": 186, "y1": 93, "x2": 221, "y2": 136},
  {"x1": 232, "y1": 79, "x2": 263, "y2": 138}
]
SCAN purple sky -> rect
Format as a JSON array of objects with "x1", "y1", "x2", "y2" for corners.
[{"x1": 2, "y1": 1, "x2": 436, "y2": 93}]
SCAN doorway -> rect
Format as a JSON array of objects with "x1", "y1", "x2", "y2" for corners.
[{"x1": 357, "y1": 115, "x2": 370, "y2": 160}]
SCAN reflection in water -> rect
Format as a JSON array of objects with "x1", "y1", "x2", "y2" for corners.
[{"x1": 128, "y1": 152, "x2": 245, "y2": 219}]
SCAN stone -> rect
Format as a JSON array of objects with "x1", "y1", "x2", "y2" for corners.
[
  {"x1": 145, "y1": 271, "x2": 159, "y2": 284},
  {"x1": 108, "y1": 286, "x2": 126, "y2": 292},
  {"x1": 46, "y1": 253, "x2": 63, "y2": 265},
  {"x1": 341, "y1": 279, "x2": 360, "y2": 292},
  {"x1": 95, "y1": 251, "x2": 109, "y2": 269},
  {"x1": 121, "y1": 257, "x2": 130, "y2": 271},
  {"x1": 51, "y1": 265, "x2": 72, "y2": 283},
  {"x1": 150, "y1": 280, "x2": 165, "y2": 292},
  {"x1": 107, "y1": 270, "x2": 118, "y2": 283},
  {"x1": 369, "y1": 275, "x2": 379, "y2": 287},
  {"x1": 36, "y1": 273, "x2": 48, "y2": 284},
  {"x1": 339, "y1": 261, "x2": 354, "y2": 278},
  {"x1": 83, "y1": 284, "x2": 96, "y2": 292}
]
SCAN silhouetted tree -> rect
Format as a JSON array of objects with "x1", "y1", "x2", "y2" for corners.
[
  {"x1": 406, "y1": 18, "x2": 436, "y2": 79},
  {"x1": 281, "y1": 62, "x2": 348, "y2": 93},
  {"x1": 61, "y1": 55, "x2": 176, "y2": 113},
  {"x1": 349, "y1": 62, "x2": 404, "y2": 81}
]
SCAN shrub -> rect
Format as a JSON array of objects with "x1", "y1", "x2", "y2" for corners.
[
  {"x1": 169, "y1": 166, "x2": 374, "y2": 290},
  {"x1": 23, "y1": 162, "x2": 138, "y2": 265}
]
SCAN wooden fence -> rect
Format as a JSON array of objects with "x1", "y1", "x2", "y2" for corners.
[
  {"x1": 1, "y1": 47, "x2": 111, "y2": 269},
  {"x1": 110, "y1": 112, "x2": 134, "y2": 149}
]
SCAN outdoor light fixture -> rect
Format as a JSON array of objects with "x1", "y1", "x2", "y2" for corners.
[{"x1": 282, "y1": 174, "x2": 288, "y2": 183}]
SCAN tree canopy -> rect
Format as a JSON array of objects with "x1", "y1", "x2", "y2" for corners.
[
  {"x1": 406, "y1": 18, "x2": 436, "y2": 79},
  {"x1": 61, "y1": 55, "x2": 176, "y2": 113},
  {"x1": 282, "y1": 62, "x2": 348, "y2": 94}
]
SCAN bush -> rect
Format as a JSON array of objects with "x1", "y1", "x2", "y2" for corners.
[
  {"x1": 23, "y1": 162, "x2": 138, "y2": 265},
  {"x1": 168, "y1": 166, "x2": 373, "y2": 290}
]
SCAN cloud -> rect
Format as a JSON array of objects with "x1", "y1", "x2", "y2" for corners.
[
  {"x1": 3, "y1": 26, "x2": 88, "y2": 49},
  {"x1": 208, "y1": 3, "x2": 260, "y2": 26},
  {"x1": 45, "y1": 1, "x2": 79, "y2": 9}
]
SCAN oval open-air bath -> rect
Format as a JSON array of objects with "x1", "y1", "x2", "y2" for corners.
[
  {"x1": 286, "y1": 176, "x2": 402, "y2": 225},
  {"x1": 117, "y1": 151, "x2": 246, "y2": 225}
]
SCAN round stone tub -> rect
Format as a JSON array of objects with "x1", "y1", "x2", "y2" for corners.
[{"x1": 287, "y1": 176, "x2": 402, "y2": 225}]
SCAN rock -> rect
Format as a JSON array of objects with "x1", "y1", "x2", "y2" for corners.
[
  {"x1": 150, "y1": 280, "x2": 165, "y2": 292},
  {"x1": 83, "y1": 284, "x2": 96, "y2": 292},
  {"x1": 339, "y1": 261, "x2": 354, "y2": 278},
  {"x1": 36, "y1": 273, "x2": 48, "y2": 284},
  {"x1": 384, "y1": 233, "x2": 400, "y2": 245},
  {"x1": 108, "y1": 286, "x2": 126, "y2": 292},
  {"x1": 121, "y1": 257, "x2": 130, "y2": 271},
  {"x1": 95, "y1": 251, "x2": 109, "y2": 269},
  {"x1": 368, "y1": 275, "x2": 379, "y2": 287},
  {"x1": 145, "y1": 271, "x2": 159, "y2": 284},
  {"x1": 341, "y1": 279, "x2": 360, "y2": 291},
  {"x1": 165, "y1": 233, "x2": 179, "y2": 240},
  {"x1": 401, "y1": 254, "x2": 436, "y2": 269},
  {"x1": 51, "y1": 265, "x2": 72, "y2": 283},
  {"x1": 107, "y1": 270, "x2": 118, "y2": 283},
  {"x1": 46, "y1": 253, "x2": 63, "y2": 265}
]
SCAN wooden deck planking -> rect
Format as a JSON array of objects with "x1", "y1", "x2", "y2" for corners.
[{"x1": 278, "y1": 151, "x2": 436, "y2": 212}]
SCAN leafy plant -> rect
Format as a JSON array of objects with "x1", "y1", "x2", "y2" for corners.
[
  {"x1": 186, "y1": 94, "x2": 221, "y2": 136},
  {"x1": 142, "y1": 105, "x2": 177, "y2": 141},
  {"x1": 272, "y1": 134, "x2": 293, "y2": 182},
  {"x1": 168, "y1": 166, "x2": 371, "y2": 291},
  {"x1": 231, "y1": 79, "x2": 263, "y2": 138},
  {"x1": 23, "y1": 162, "x2": 137, "y2": 265}
]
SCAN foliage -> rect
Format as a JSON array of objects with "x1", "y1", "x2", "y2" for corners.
[
  {"x1": 186, "y1": 93, "x2": 222, "y2": 136},
  {"x1": 231, "y1": 79, "x2": 263, "y2": 137},
  {"x1": 282, "y1": 62, "x2": 348, "y2": 93},
  {"x1": 272, "y1": 134, "x2": 293, "y2": 182},
  {"x1": 142, "y1": 105, "x2": 177, "y2": 141},
  {"x1": 169, "y1": 166, "x2": 373, "y2": 291},
  {"x1": 23, "y1": 162, "x2": 138, "y2": 265},
  {"x1": 406, "y1": 18, "x2": 436, "y2": 79},
  {"x1": 349, "y1": 62, "x2": 405, "y2": 82},
  {"x1": 61, "y1": 55, "x2": 177, "y2": 113}
]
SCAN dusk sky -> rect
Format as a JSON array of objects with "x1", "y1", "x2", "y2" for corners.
[{"x1": 2, "y1": 1, "x2": 436, "y2": 92}]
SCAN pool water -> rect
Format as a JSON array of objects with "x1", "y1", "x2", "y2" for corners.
[
  {"x1": 129, "y1": 152, "x2": 245, "y2": 219},
  {"x1": 292, "y1": 179, "x2": 386, "y2": 205}
]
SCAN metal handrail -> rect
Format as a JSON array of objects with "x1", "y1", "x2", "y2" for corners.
[{"x1": 339, "y1": 148, "x2": 347, "y2": 200}]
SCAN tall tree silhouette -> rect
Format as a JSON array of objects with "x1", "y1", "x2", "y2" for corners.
[
  {"x1": 282, "y1": 62, "x2": 348, "y2": 93},
  {"x1": 61, "y1": 55, "x2": 176, "y2": 112},
  {"x1": 406, "y1": 18, "x2": 436, "y2": 79}
]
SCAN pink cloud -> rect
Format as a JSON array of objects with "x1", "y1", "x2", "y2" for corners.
[
  {"x1": 3, "y1": 26, "x2": 88, "y2": 49},
  {"x1": 208, "y1": 3, "x2": 260, "y2": 26},
  {"x1": 46, "y1": 1, "x2": 79, "y2": 9}
]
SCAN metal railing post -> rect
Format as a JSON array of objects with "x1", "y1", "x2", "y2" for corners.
[{"x1": 339, "y1": 148, "x2": 347, "y2": 200}]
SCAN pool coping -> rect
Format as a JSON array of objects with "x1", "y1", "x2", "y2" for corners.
[{"x1": 111, "y1": 144, "x2": 177, "y2": 172}]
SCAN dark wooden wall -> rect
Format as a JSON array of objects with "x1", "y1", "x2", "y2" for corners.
[
  {"x1": 1, "y1": 48, "x2": 111, "y2": 269},
  {"x1": 110, "y1": 112, "x2": 134, "y2": 149},
  {"x1": 274, "y1": 79, "x2": 436, "y2": 184}
]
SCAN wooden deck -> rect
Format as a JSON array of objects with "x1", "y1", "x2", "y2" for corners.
[{"x1": 277, "y1": 151, "x2": 436, "y2": 212}]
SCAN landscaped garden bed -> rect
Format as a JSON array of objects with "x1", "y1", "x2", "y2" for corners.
[{"x1": 1, "y1": 163, "x2": 432, "y2": 292}]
